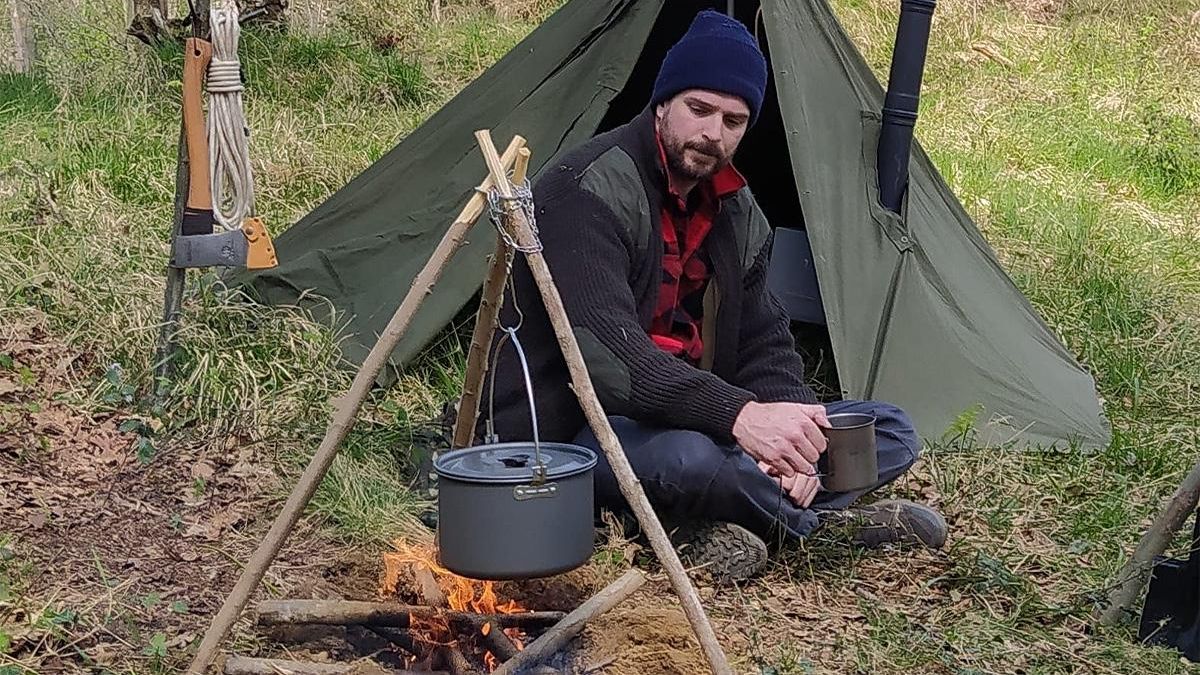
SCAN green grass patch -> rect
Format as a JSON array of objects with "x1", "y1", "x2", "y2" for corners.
[{"x1": 0, "y1": 74, "x2": 58, "y2": 120}]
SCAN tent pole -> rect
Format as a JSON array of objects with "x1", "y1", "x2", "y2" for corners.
[
  {"x1": 183, "y1": 137, "x2": 526, "y2": 675},
  {"x1": 475, "y1": 129, "x2": 734, "y2": 675}
]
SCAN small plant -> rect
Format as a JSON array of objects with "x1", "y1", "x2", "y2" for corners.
[
  {"x1": 139, "y1": 592, "x2": 161, "y2": 609},
  {"x1": 120, "y1": 417, "x2": 160, "y2": 465},
  {"x1": 142, "y1": 631, "x2": 168, "y2": 665},
  {"x1": 942, "y1": 404, "x2": 983, "y2": 449},
  {"x1": 99, "y1": 363, "x2": 136, "y2": 406}
]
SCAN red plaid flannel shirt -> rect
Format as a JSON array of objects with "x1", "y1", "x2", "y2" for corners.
[{"x1": 649, "y1": 132, "x2": 747, "y2": 363}]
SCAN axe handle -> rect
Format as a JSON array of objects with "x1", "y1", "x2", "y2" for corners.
[{"x1": 183, "y1": 38, "x2": 213, "y2": 213}]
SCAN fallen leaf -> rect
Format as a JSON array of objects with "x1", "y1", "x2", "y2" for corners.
[
  {"x1": 166, "y1": 632, "x2": 195, "y2": 649},
  {"x1": 27, "y1": 511, "x2": 47, "y2": 529},
  {"x1": 191, "y1": 460, "x2": 215, "y2": 481},
  {"x1": 183, "y1": 509, "x2": 244, "y2": 540},
  {"x1": 87, "y1": 644, "x2": 118, "y2": 665}
]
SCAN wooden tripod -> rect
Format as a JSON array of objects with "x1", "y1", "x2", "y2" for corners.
[{"x1": 185, "y1": 131, "x2": 732, "y2": 675}]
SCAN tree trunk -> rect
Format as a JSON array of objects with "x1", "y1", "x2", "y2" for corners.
[
  {"x1": 10, "y1": 0, "x2": 36, "y2": 73},
  {"x1": 126, "y1": 0, "x2": 170, "y2": 46}
]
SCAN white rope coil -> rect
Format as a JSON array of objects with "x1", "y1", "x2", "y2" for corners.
[{"x1": 208, "y1": 0, "x2": 254, "y2": 230}]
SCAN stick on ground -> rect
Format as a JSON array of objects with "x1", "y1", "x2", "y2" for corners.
[
  {"x1": 491, "y1": 569, "x2": 646, "y2": 675},
  {"x1": 223, "y1": 656, "x2": 444, "y2": 674},
  {"x1": 185, "y1": 137, "x2": 526, "y2": 675},
  {"x1": 1095, "y1": 457, "x2": 1200, "y2": 626},
  {"x1": 474, "y1": 130, "x2": 733, "y2": 675}
]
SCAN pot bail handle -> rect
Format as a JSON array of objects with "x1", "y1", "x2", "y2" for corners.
[{"x1": 486, "y1": 325, "x2": 547, "y2": 484}]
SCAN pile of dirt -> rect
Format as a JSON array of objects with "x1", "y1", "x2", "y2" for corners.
[
  {"x1": 0, "y1": 318, "x2": 362, "y2": 672},
  {"x1": 581, "y1": 598, "x2": 707, "y2": 675}
]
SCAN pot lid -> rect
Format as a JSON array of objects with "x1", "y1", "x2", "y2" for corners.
[{"x1": 434, "y1": 442, "x2": 597, "y2": 483}]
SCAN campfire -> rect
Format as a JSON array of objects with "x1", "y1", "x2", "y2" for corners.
[
  {"x1": 221, "y1": 538, "x2": 645, "y2": 675},
  {"x1": 379, "y1": 542, "x2": 531, "y2": 672}
]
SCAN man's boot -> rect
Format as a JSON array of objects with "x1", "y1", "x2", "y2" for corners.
[
  {"x1": 670, "y1": 520, "x2": 769, "y2": 584},
  {"x1": 823, "y1": 499, "x2": 947, "y2": 549}
]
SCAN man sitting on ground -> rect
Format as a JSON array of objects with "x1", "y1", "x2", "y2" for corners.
[{"x1": 485, "y1": 10, "x2": 946, "y2": 582}]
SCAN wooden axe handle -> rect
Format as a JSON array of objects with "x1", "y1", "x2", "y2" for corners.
[{"x1": 183, "y1": 38, "x2": 213, "y2": 212}]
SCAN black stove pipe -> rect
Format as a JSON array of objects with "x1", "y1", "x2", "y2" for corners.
[{"x1": 877, "y1": 0, "x2": 937, "y2": 214}]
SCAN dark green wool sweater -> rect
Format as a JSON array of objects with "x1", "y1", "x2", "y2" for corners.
[{"x1": 485, "y1": 108, "x2": 817, "y2": 444}]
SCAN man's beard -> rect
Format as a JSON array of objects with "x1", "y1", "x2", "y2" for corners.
[{"x1": 661, "y1": 129, "x2": 727, "y2": 182}]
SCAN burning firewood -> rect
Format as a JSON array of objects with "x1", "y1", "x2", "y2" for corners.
[{"x1": 479, "y1": 621, "x2": 518, "y2": 663}]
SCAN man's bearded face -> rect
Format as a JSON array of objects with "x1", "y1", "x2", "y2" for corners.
[{"x1": 656, "y1": 89, "x2": 751, "y2": 182}]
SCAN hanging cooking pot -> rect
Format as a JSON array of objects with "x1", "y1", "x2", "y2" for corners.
[{"x1": 434, "y1": 326, "x2": 598, "y2": 580}]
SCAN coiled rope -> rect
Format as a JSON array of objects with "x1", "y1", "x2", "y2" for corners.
[{"x1": 207, "y1": 0, "x2": 254, "y2": 230}]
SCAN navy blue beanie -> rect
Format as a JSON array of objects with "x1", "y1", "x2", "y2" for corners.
[{"x1": 651, "y1": 10, "x2": 768, "y2": 125}]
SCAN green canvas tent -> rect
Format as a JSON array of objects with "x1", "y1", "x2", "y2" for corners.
[{"x1": 238, "y1": 0, "x2": 1111, "y2": 449}]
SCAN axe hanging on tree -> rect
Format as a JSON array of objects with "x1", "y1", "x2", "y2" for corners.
[{"x1": 170, "y1": 30, "x2": 275, "y2": 269}]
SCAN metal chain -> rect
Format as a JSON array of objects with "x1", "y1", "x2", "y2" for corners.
[
  {"x1": 484, "y1": 179, "x2": 542, "y2": 254},
  {"x1": 480, "y1": 174, "x2": 541, "y2": 447}
]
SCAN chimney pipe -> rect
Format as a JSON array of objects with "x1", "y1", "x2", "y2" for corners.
[{"x1": 877, "y1": 0, "x2": 937, "y2": 214}]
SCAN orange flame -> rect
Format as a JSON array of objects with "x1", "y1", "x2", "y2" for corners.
[{"x1": 380, "y1": 541, "x2": 527, "y2": 672}]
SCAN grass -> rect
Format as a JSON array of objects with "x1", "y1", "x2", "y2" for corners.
[{"x1": 1, "y1": 0, "x2": 1198, "y2": 673}]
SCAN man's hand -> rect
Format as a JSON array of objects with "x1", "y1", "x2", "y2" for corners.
[
  {"x1": 733, "y1": 401, "x2": 830, "y2": 477},
  {"x1": 758, "y1": 461, "x2": 821, "y2": 508}
]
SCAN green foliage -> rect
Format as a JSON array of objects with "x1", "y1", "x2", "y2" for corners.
[{"x1": 141, "y1": 631, "x2": 167, "y2": 659}]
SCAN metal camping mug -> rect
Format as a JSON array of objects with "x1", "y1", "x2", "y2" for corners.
[{"x1": 820, "y1": 413, "x2": 878, "y2": 493}]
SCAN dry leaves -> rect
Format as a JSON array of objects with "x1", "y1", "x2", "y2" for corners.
[{"x1": 0, "y1": 320, "x2": 351, "y2": 672}]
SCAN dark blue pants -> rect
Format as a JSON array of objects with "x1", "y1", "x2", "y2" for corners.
[{"x1": 571, "y1": 400, "x2": 920, "y2": 542}]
